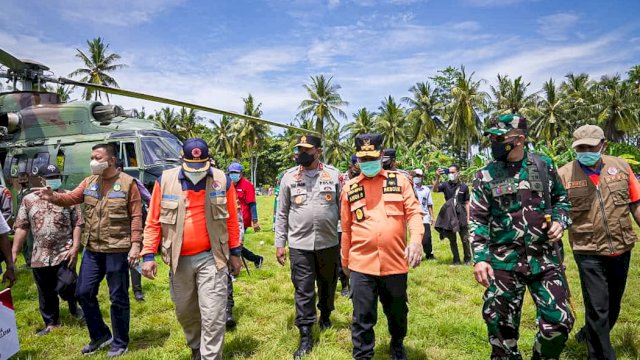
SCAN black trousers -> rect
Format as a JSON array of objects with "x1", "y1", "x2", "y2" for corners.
[
  {"x1": 289, "y1": 246, "x2": 338, "y2": 327},
  {"x1": 130, "y1": 267, "x2": 142, "y2": 294},
  {"x1": 350, "y1": 271, "x2": 408, "y2": 360},
  {"x1": 32, "y1": 264, "x2": 78, "y2": 326},
  {"x1": 337, "y1": 232, "x2": 348, "y2": 287},
  {"x1": 575, "y1": 251, "x2": 631, "y2": 360},
  {"x1": 227, "y1": 274, "x2": 234, "y2": 311},
  {"x1": 422, "y1": 224, "x2": 433, "y2": 258},
  {"x1": 446, "y1": 227, "x2": 471, "y2": 263},
  {"x1": 241, "y1": 247, "x2": 261, "y2": 263}
]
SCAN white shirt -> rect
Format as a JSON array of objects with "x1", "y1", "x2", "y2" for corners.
[
  {"x1": 414, "y1": 184, "x2": 433, "y2": 224},
  {"x1": 0, "y1": 214, "x2": 9, "y2": 234}
]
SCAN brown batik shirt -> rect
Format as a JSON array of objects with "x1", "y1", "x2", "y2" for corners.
[{"x1": 14, "y1": 191, "x2": 83, "y2": 268}]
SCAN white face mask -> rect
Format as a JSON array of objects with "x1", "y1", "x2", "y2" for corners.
[
  {"x1": 90, "y1": 160, "x2": 109, "y2": 175},
  {"x1": 184, "y1": 171, "x2": 207, "y2": 184},
  {"x1": 412, "y1": 177, "x2": 422, "y2": 185},
  {"x1": 448, "y1": 173, "x2": 458, "y2": 182}
]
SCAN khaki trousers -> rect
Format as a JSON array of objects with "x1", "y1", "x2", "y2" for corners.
[{"x1": 170, "y1": 251, "x2": 228, "y2": 360}]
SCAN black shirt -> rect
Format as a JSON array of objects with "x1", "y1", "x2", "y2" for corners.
[{"x1": 438, "y1": 181, "x2": 470, "y2": 204}]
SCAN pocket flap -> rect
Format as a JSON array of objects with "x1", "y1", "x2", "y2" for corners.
[{"x1": 161, "y1": 200, "x2": 179, "y2": 209}]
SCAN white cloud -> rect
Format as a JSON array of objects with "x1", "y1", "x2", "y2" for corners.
[
  {"x1": 57, "y1": 0, "x2": 185, "y2": 26},
  {"x1": 329, "y1": 0, "x2": 341, "y2": 8},
  {"x1": 537, "y1": 13, "x2": 580, "y2": 41}
]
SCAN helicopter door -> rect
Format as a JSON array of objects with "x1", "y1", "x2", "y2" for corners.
[{"x1": 110, "y1": 141, "x2": 141, "y2": 180}]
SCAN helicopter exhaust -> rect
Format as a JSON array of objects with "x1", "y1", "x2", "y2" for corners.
[{"x1": 0, "y1": 112, "x2": 20, "y2": 134}]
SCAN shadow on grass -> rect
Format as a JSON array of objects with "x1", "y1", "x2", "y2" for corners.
[
  {"x1": 372, "y1": 343, "x2": 426, "y2": 360},
  {"x1": 224, "y1": 335, "x2": 261, "y2": 359},
  {"x1": 129, "y1": 326, "x2": 171, "y2": 351}
]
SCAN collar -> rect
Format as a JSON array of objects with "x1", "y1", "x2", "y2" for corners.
[
  {"x1": 578, "y1": 161, "x2": 603, "y2": 176},
  {"x1": 178, "y1": 167, "x2": 214, "y2": 180}
]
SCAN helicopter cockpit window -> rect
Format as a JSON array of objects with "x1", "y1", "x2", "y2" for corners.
[
  {"x1": 32, "y1": 152, "x2": 50, "y2": 175},
  {"x1": 123, "y1": 143, "x2": 138, "y2": 167},
  {"x1": 141, "y1": 137, "x2": 181, "y2": 166}
]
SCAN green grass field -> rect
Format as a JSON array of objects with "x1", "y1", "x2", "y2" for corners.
[{"x1": 8, "y1": 194, "x2": 640, "y2": 359}]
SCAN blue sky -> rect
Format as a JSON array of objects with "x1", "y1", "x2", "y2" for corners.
[{"x1": 1, "y1": 0, "x2": 639, "y2": 131}]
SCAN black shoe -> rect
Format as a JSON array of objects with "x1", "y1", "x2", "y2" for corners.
[
  {"x1": 134, "y1": 291, "x2": 145, "y2": 302},
  {"x1": 340, "y1": 286, "x2": 349, "y2": 297},
  {"x1": 225, "y1": 309, "x2": 237, "y2": 329},
  {"x1": 106, "y1": 347, "x2": 128, "y2": 358},
  {"x1": 70, "y1": 306, "x2": 85, "y2": 321},
  {"x1": 318, "y1": 314, "x2": 332, "y2": 330},
  {"x1": 190, "y1": 347, "x2": 201, "y2": 360},
  {"x1": 575, "y1": 327, "x2": 587, "y2": 343},
  {"x1": 293, "y1": 326, "x2": 313, "y2": 359},
  {"x1": 81, "y1": 334, "x2": 113, "y2": 355},
  {"x1": 425, "y1": 254, "x2": 436, "y2": 260},
  {"x1": 36, "y1": 325, "x2": 58, "y2": 336},
  {"x1": 390, "y1": 341, "x2": 407, "y2": 360},
  {"x1": 255, "y1": 256, "x2": 264, "y2": 269}
]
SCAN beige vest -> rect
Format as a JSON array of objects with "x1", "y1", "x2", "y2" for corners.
[
  {"x1": 558, "y1": 156, "x2": 637, "y2": 255},
  {"x1": 158, "y1": 167, "x2": 230, "y2": 273},
  {"x1": 82, "y1": 173, "x2": 135, "y2": 252}
]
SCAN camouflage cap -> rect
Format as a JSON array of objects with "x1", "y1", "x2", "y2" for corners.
[{"x1": 483, "y1": 114, "x2": 528, "y2": 136}]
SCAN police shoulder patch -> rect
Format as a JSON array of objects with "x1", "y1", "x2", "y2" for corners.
[
  {"x1": 348, "y1": 185, "x2": 365, "y2": 203},
  {"x1": 355, "y1": 207, "x2": 365, "y2": 222}
]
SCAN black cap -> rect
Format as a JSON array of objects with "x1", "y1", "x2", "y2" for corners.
[
  {"x1": 383, "y1": 148, "x2": 396, "y2": 161},
  {"x1": 39, "y1": 164, "x2": 61, "y2": 178},
  {"x1": 355, "y1": 133, "x2": 383, "y2": 158},
  {"x1": 181, "y1": 138, "x2": 211, "y2": 172},
  {"x1": 294, "y1": 134, "x2": 321, "y2": 148}
]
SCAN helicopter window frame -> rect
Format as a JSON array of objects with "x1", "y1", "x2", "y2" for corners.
[
  {"x1": 122, "y1": 142, "x2": 138, "y2": 168},
  {"x1": 140, "y1": 137, "x2": 181, "y2": 166}
]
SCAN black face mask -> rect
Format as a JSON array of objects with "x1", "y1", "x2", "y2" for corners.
[
  {"x1": 297, "y1": 152, "x2": 315, "y2": 167},
  {"x1": 382, "y1": 161, "x2": 392, "y2": 170},
  {"x1": 491, "y1": 138, "x2": 516, "y2": 162}
]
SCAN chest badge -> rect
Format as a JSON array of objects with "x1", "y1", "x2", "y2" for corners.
[
  {"x1": 213, "y1": 181, "x2": 222, "y2": 190},
  {"x1": 607, "y1": 167, "x2": 618, "y2": 175},
  {"x1": 325, "y1": 193, "x2": 333, "y2": 202},
  {"x1": 355, "y1": 208, "x2": 365, "y2": 222},
  {"x1": 320, "y1": 171, "x2": 331, "y2": 181},
  {"x1": 113, "y1": 183, "x2": 121, "y2": 191},
  {"x1": 294, "y1": 195, "x2": 304, "y2": 204}
]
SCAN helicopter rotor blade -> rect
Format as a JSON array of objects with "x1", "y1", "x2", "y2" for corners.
[
  {"x1": 0, "y1": 49, "x2": 27, "y2": 72},
  {"x1": 58, "y1": 77, "x2": 318, "y2": 135}
]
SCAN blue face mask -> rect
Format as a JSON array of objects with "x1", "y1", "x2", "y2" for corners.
[
  {"x1": 576, "y1": 151, "x2": 602, "y2": 167},
  {"x1": 412, "y1": 177, "x2": 422, "y2": 185},
  {"x1": 229, "y1": 173, "x2": 241, "y2": 183},
  {"x1": 359, "y1": 160, "x2": 382, "y2": 178},
  {"x1": 46, "y1": 179, "x2": 62, "y2": 190}
]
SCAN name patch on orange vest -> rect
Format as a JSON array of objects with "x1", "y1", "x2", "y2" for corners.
[
  {"x1": 604, "y1": 174, "x2": 627, "y2": 183},
  {"x1": 566, "y1": 180, "x2": 587, "y2": 189}
]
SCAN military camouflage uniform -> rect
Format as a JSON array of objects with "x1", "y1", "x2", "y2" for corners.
[{"x1": 470, "y1": 114, "x2": 574, "y2": 360}]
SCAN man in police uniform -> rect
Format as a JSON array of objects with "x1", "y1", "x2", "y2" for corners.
[
  {"x1": 558, "y1": 124, "x2": 640, "y2": 360},
  {"x1": 36, "y1": 144, "x2": 143, "y2": 358},
  {"x1": 470, "y1": 114, "x2": 574, "y2": 360},
  {"x1": 341, "y1": 134, "x2": 424, "y2": 360},
  {"x1": 275, "y1": 134, "x2": 341, "y2": 359}
]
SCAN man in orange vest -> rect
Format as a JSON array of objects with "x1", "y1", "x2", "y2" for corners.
[
  {"x1": 141, "y1": 138, "x2": 242, "y2": 360},
  {"x1": 558, "y1": 125, "x2": 640, "y2": 360}
]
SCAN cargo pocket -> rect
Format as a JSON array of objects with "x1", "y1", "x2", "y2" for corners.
[
  {"x1": 620, "y1": 217, "x2": 637, "y2": 245},
  {"x1": 612, "y1": 190, "x2": 631, "y2": 206},
  {"x1": 569, "y1": 223, "x2": 597, "y2": 251},
  {"x1": 383, "y1": 193, "x2": 404, "y2": 217},
  {"x1": 159, "y1": 201, "x2": 179, "y2": 224},
  {"x1": 210, "y1": 195, "x2": 229, "y2": 220},
  {"x1": 290, "y1": 188, "x2": 308, "y2": 207},
  {"x1": 83, "y1": 196, "x2": 98, "y2": 220},
  {"x1": 107, "y1": 198, "x2": 130, "y2": 243}
]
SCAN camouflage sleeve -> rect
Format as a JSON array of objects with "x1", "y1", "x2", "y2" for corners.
[
  {"x1": 469, "y1": 171, "x2": 491, "y2": 263},
  {"x1": 548, "y1": 159, "x2": 572, "y2": 228}
]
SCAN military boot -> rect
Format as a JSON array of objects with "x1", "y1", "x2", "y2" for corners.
[
  {"x1": 318, "y1": 312, "x2": 332, "y2": 330},
  {"x1": 390, "y1": 339, "x2": 407, "y2": 360},
  {"x1": 293, "y1": 326, "x2": 313, "y2": 359}
]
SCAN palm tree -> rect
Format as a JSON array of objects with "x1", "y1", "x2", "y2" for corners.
[
  {"x1": 402, "y1": 81, "x2": 443, "y2": 145},
  {"x1": 593, "y1": 75, "x2": 639, "y2": 142},
  {"x1": 530, "y1": 78, "x2": 570, "y2": 146},
  {"x1": 297, "y1": 75, "x2": 349, "y2": 136},
  {"x1": 322, "y1": 124, "x2": 350, "y2": 166},
  {"x1": 209, "y1": 115, "x2": 240, "y2": 160},
  {"x1": 561, "y1": 72, "x2": 594, "y2": 125},
  {"x1": 177, "y1": 107, "x2": 200, "y2": 140},
  {"x1": 489, "y1": 74, "x2": 537, "y2": 115},
  {"x1": 238, "y1": 94, "x2": 270, "y2": 185},
  {"x1": 344, "y1": 107, "x2": 376, "y2": 141},
  {"x1": 375, "y1": 96, "x2": 407, "y2": 150},
  {"x1": 153, "y1": 107, "x2": 180, "y2": 138},
  {"x1": 68, "y1": 37, "x2": 126, "y2": 101},
  {"x1": 446, "y1": 66, "x2": 488, "y2": 160}
]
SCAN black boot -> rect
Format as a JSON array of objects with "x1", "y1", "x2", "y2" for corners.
[
  {"x1": 225, "y1": 308, "x2": 236, "y2": 330},
  {"x1": 340, "y1": 280, "x2": 349, "y2": 297},
  {"x1": 390, "y1": 339, "x2": 407, "y2": 360},
  {"x1": 190, "y1": 347, "x2": 201, "y2": 360},
  {"x1": 318, "y1": 313, "x2": 332, "y2": 330},
  {"x1": 293, "y1": 326, "x2": 313, "y2": 359}
]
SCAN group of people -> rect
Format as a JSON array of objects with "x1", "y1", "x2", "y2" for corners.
[{"x1": 0, "y1": 115, "x2": 637, "y2": 360}]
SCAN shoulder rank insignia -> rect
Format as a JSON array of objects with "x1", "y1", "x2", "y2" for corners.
[{"x1": 355, "y1": 207, "x2": 365, "y2": 222}]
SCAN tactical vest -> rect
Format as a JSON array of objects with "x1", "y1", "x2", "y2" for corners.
[
  {"x1": 158, "y1": 167, "x2": 230, "y2": 273},
  {"x1": 558, "y1": 156, "x2": 637, "y2": 255},
  {"x1": 82, "y1": 173, "x2": 135, "y2": 252}
]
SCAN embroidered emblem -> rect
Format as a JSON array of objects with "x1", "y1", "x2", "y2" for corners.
[
  {"x1": 348, "y1": 186, "x2": 365, "y2": 203},
  {"x1": 320, "y1": 171, "x2": 331, "y2": 181},
  {"x1": 607, "y1": 167, "x2": 618, "y2": 175},
  {"x1": 295, "y1": 195, "x2": 304, "y2": 204},
  {"x1": 191, "y1": 148, "x2": 202, "y2": 158},
  {"x1": 567, "y1": 180, "x2": 588, "y2": 189},
  {"x1": 325, "y1": 193, "x2": 333, "y2": 201},
  {"x1": 113, "y1": 183, "x2": 122, "y2": 191},
  {"x1": 213, "y1": 181, "x2": 222, "y2": 190},
  {"x1": 300, "y1": 135, "x2": 307, "y2": 144},
  {"x1": 355, "y1": 208, "x2": 365, "y2": 221},
  {"x1": 383, "y1": 186, "x2": 401, "y2": 194}
]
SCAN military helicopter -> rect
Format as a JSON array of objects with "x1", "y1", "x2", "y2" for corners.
[{"x1": 0, "y1": 48, "x2": 312, "y2": 211}]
